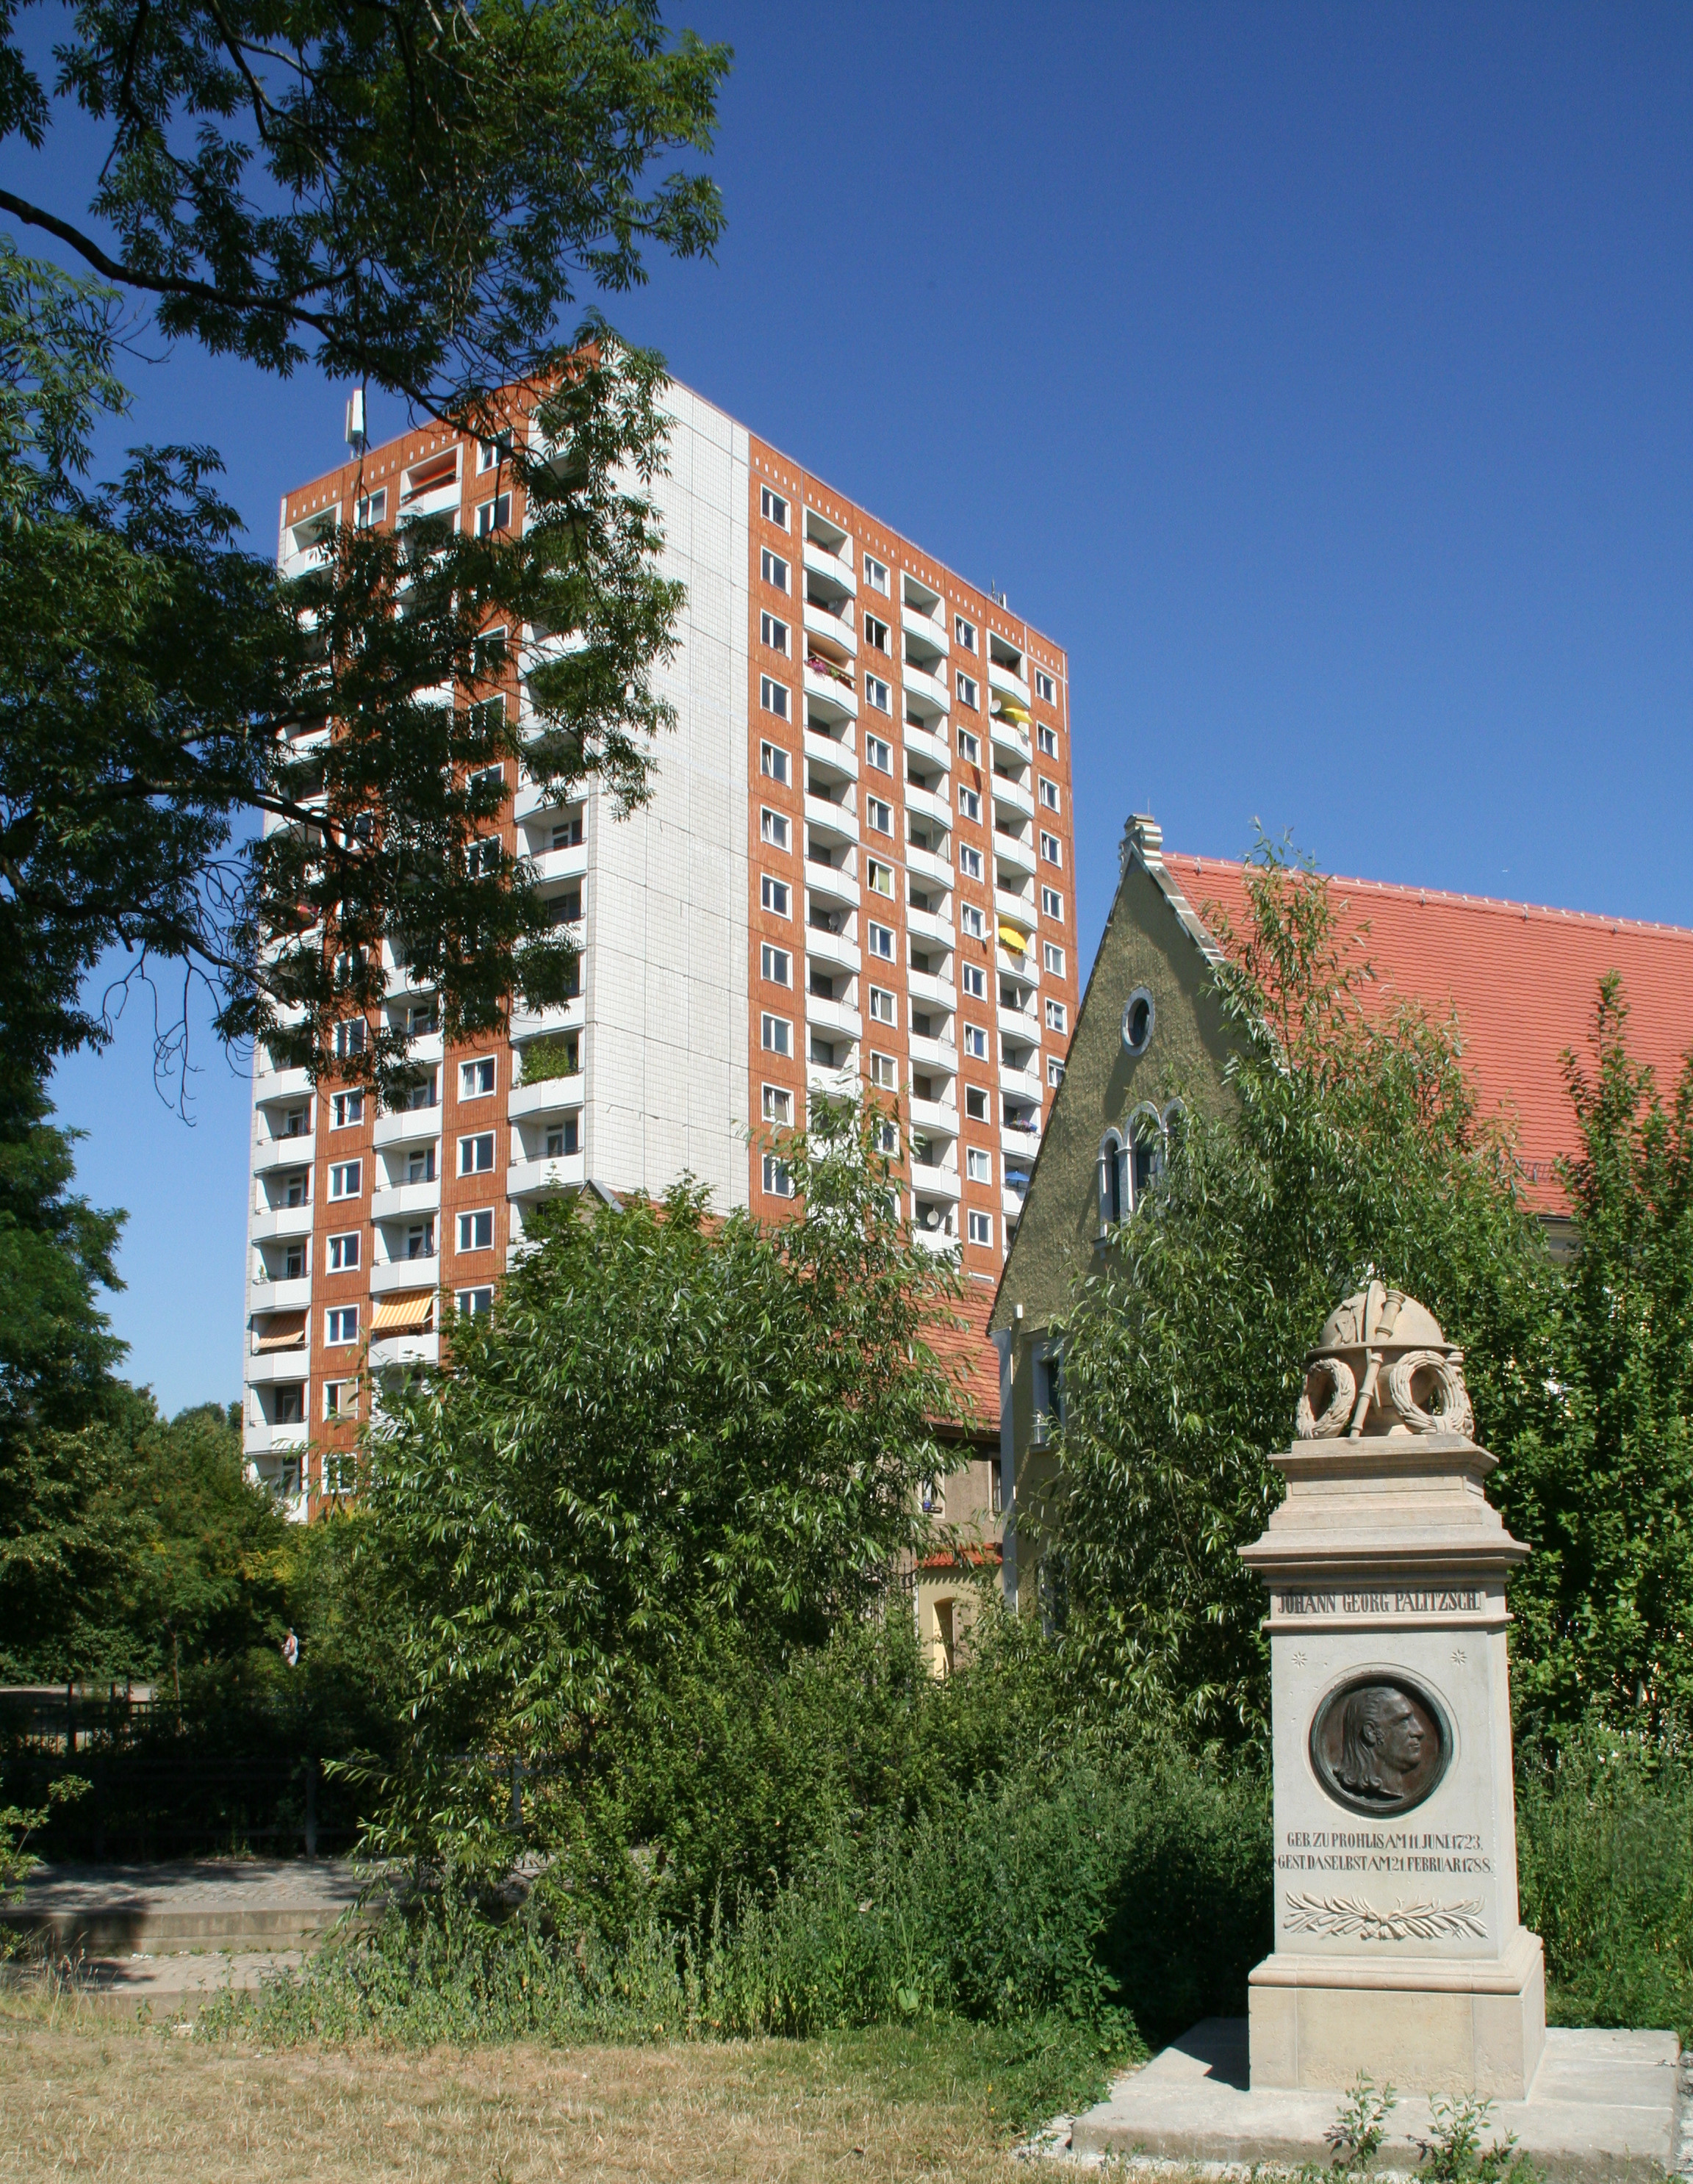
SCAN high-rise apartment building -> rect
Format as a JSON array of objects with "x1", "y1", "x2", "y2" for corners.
[{"x1": 245, "y1": 383, "x2": 1078, "y2": 1514}]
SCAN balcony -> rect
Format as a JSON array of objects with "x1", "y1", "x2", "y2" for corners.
[
  {"x1": 374, "y1": 1105, "x2": 442, "y2": 1149},
  {"x1": 908, "y1": 1030, "x2": 958, "y2": 1078},
  {"x1": 805, "y1": 854, "x2": 860, "y2": 911},
  {"x1": 806, "y1": 926, "x2": 861, "y2": 977},
  {"x1": 508, "y1": 1151, "x2": 585, "y2": 1200},
  {"x1": 508, "y1": 1072, "x2": 584, "y2": 1120},
  {"x1": 805, "y1": 992, "x2": 863, "y2": 1041},
  {"x1": 254, "y1": 1064, "x2": 314, "y2": 1104},
  {"x1": 245, "y1": 1347, "x2": 309, "y2": 1385},
  {"x1": 803, "y1": 535, "x2": 855, "y2": 595},
  {"x1": 513, "y1": 779, "x2": 570, "y2": 823},
  {"x1": 511, "y1": 998, "x2": 583, "y2": 1041},
  {"x1": 905, "y1": 842, "x2": 954, "y2": 895},
  {"x1": 989, "y1": 711, "x2": 1031, "y2": 763},
  {"x1": 902, "y1": 663, "x2": 950, "y2": 721},
  {"x1": 805, "y1": 791, "x2": 858, "y2": 847},
  {"x1": 1001, "y1": 1120, "x2": 1043, "y2": 1163},
  {"x1": 904, "y1": 782, "x2": 952, "y2": 836},
  {"x1": 908, "y1": 967, "x2": 957, "y2": 1014},
  {"x1": 370, "y1": 1255, "x2": 438, "y2": 1294},
  {"x1": 995, "y1": 887, "x2": 1037, "y2": 931},
  {"x1": 910, "y1": 1095, "x2": 960, "y2": 1142},
  {"x1": 988, "y1": 652, "x2": 1030, "y2": 703},
  {"x1": 991, "y1": 774, "x2": 1035, "y2": 820},
  {"x1": 910, "y1": 1159, "x2": 962, "y2": 1203},
  {"x1": 912, "y1": 1219, "x2": 960, "y2": 1256},
  {"x1": 522, "y1": 842, "x2": 589, "y2": 886},
  {"x1": 804, "y1": 657, "x2": 858, "y2": 723},
  {"x1": 370, "y1": 1332, "x2": 439, "y2": 1371},
  {"x1": 805, "y1": 597, "x2": 856, "y2": 653},
  {"x1": 901, "y1": 720, "x2": 951, "y2": 779},
  {"x1": 999, "y1": 1062, "x2": 1044, "y2": 1103},
  {"x1": 805, "y1": 726, "x2": 858, "y2": 784},
  {"x1": 253, "y1": 1132, "x2": 315, "y2": 1174},
  {"x1": 251, "y1": 1203, "x2": 314, "y2": 1242},
  {"x1": 993, "y1": 829, "x2": 1037, "y2": 880},
  {"x1": 243, "y1": 1419, "x2": 309, "y2": 1459},
  {"x1": 901, "y1": 602, "x2": 948, "y2": 659},
  {"x1": 249, "y1": 1276, "x2": 312, "y2": 1313},
  {"x1": 371, "y1": 1178, "x2": 443, "y2": 1223},
  {"x1": 996, "y1": 940, "x2": 1038, "y2": 979},
  {"x1": 906, "y1": 901, "x2": 955, "y2": 952}
]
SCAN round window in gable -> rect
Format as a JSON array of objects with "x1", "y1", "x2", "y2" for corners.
[{"x1": 1122, "y1": 987, "x2": 1155, "y2": 1056}]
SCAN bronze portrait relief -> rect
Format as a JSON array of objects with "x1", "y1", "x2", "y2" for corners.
[{"x1": 1309, "y1": 1674, "x2": 1451, "y2": 1817}]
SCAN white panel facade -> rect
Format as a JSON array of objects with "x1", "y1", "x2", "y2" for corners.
[{"x1": 584, "y1": 385, "x2": 751, "y2": 1211}]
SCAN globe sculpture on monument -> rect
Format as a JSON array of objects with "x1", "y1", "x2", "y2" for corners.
[{"x1": 1239, "y1": 1281, "x2": 1545, "y2": 2100}]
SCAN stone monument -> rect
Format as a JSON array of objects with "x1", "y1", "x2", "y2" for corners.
[{"x1": 1239, "y1": 1281, "x2": 1546, "y2": 2099}]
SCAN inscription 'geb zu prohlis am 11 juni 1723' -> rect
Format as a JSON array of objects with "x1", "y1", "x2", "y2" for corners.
[{"x1": 1277, "y1": 1828, "x2": 1492, "y2": 1875}]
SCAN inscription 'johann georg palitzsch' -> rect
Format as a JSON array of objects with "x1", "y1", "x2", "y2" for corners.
[{"x1": 1276, "y1": 1590, "x2": 1484, "y2": 1616}]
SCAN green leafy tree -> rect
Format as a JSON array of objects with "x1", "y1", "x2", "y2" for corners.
[
  {"x1": 0, "y1": 1, "x2": 730, "y2": 1088},
  {"x1": 1500, "y1": 979, "x2": 1693, "y2": 1740},
  {"x1": 353, "y1": 1098, "x2": 971, "y2": 1893},
  {"x1": 1043, "y1": 843, "x2": 1559, "y2": 1748}
]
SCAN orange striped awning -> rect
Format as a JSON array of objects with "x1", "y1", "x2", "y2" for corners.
[{"x1": 371, "y1": 1291, "x2": 435, "y2": 1335}]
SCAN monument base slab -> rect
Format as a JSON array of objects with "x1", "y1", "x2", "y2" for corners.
[
  {"x1": 1068, "y1": 2018, "x2": 1681, "y2": 2183},
  {"x1": 1248, "y1": 1925, "x2": 1546, "y2": 2100}
]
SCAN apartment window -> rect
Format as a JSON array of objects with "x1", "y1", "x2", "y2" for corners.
[
  {"x1": 960, "y1": 904, "x2": 985, "y2": 940},
  {"x1": 762, "y1": 1153, "x2": 794, "y2": 1198},
  {"x1": 961, "y1": 964, "x2": 985, "y2": 1000},
  {"x1": 544, "y1": 1117, "x2": 580, "y2": 1158},
  {"x1": 1035, "y1": 670, "x2": 1057, "y2": 704},
  {"x1": 866, "y1": 859, "x2": 894, "y2": 898},
  {"x1": 863, "y1": 552, "x2": 889, "y2": 595},
  {"x1": 282, "y1": 1171, "x2": 309, "y2": 1208},
  {"x1": 760, "y1": 740, "x2": 791, "y2": 785},
  {"x1": 1044, "y1": 942, "x2": 1066, "y2": 976},
  {"x1": 327, "y1": 1231, "x2": 360, "y2": 1272},
  {"x1": 1040, "y1": 831, "x2": 1063, "y2": 866},
  {"x1": 272, "y1": 1387, "x2": 305, "y2": 1430},
  {"x1": 865, "y1": 674, "x2": 891, "y2": 713},
  {"x1": 869, "y1": 987, "x2": 896, "y2": 1026},
  {"x1": 1045, "y1": 998, "x2": 1069, "y2": 1034},
  {"x1": 870, "y1": 1051, "x2": 898, "y2": 1089},
  {"x1": 407, "y1": 1147, "x2": 436, "y2": 1184},
  {"x1": 1038, "y1": 722, "x2": 1058, "y2": 757},
  {"x1": 958, "y1": 786, "x2": 980, "y2": 822},
  {"x1": 956, "y1": 671, "x2": 978, "y2": 709},
  {"x1": 761, "y1": 547, "x2": 789, "y2": 591},
  {"x1": 325, "y1": 1305, "x2": 359, "y2": 1346},
  {"x1": 407, "y1": 998, "x2": 439, "y2": 1037},
  {"x1": 875, "y1": 1117, "x2": 898, "y2": 1156},
  {"x1": 963, "y1": 1025, "x2": 988, "y2": 1060},
  {"x1": 867, "y1": 921, "x2": 895, "y2": 961},
  {"x1": 1041, "y1": 885, "x2": 1064, "y2": 921},
  {"x1": 863, "y1": 613, "x2": 890, "y2": 652},
  {"x1": 866, "y1": 796, "x2": 892, "y2": 835},
  {"x1": 467, "y1": 837, "x2": 501, "y2": 879},
  {"x1": 761, "y1": 610, "x2": 789, "y2": 655},
  {"x1": 459, "y1": 1131, "x2": 495, "y2": 1175},
  {"x1": 955, "y1": 614, "x2": 976, "y2": 651},
  {"x1": 1048, "y1": 1056, "x2": 1065, "y2": 1087},
  {"x1": 957, "y1": 727, "x2": 980, "y2": 764},
  {"x1": 761, "y1": 943, "x2": 791, "y2": 986},
  {"x1": 865, "y1": 734, "x2": 891, "y2": 772},
  {"x1": 965, "y1": 1086, "x2": 989, "y2": 1122},
  {"x1": 760, "y1": 676, "x2": 790, "y2": 721},
  {"x1": 761, "y1": 1012, "x2": 792, "y2": 1056},
  {"x1": 967, "y1": 1210, "x2": 993, "y2": 1247},
  {"x1": 457, "y1": 1209, "x2": 494, "y2": 1252},
  {"x1": 405, "y1": 1067, "x2": 439, "y2": 1110},
  {"x1": 406, "y1": 1218, "x2": 436, "y2": 1261},
  {"x1": 330, "y1": 1091, "x2": 362, "y2": 1129},
  {"x1": 328, "y1": 1160, "x2": 362, "y2": 1201},
  {"x1": 475, "y1": 493, "x2": 511, "y2": 537},
  {"x1": 967, "y1": 1147, "x2": 993, "y2": 1183},
  {"x1": 353, "y1": 488, "x2": 387, "y2": 529},
  {"x1": 958, "y1": 845, "x2": 982, "y2": 881},
  {"x1": 761, "y1": 484, "x2": 789, "y2": 528},
  {"x1": 460, "y1": 1057, "x2": 496, "y2": 1098},
  {"x1": 552, "y1": 813, "x2": 584, "y2": 849},
  {"x1": 762, "y1": 1084, "x2": 793, "y2": 1124},
  {"x1": 1040, "y1": 777, "x2": 1061, "y2": 811},
  {"x1": 323, "y1": 1380, "x2": 357, "y2": 1424},
  {"x1": 761, "y1": 874, "x2": 791, "y2": 917},
  {"x1": 456, "y1": 1286, "x2": 494, "y2": 1318},
  {"x1": 333, "y1": 1017, "x2": 367, "y2": 1060},
  {"x1": 469, "y1": 763, "x2": 505, "y2": 801},
  {"x1": 281, "y1": 1244, "x2": 306, "y2": 1280},
  {"x1": 761, "y1": 807, "x2": 791, "y2": 852}
]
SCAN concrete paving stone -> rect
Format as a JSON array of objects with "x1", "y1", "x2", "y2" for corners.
[
  {"x1": 1067, "y1": 2018, "x2": 1681, "y2": 2181},
  {"x1": 2, "y1": 1858, "x2": 365, "y2": 1954}
]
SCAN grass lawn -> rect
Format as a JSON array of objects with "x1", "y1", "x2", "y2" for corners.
[{"x1": 0, "y1": 2003, "x2": 1131, "y2": 2183}]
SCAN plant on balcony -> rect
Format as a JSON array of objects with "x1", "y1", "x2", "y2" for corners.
[{"x1": 520, "y1": 1037, "x2": 580, "y2": 1086}]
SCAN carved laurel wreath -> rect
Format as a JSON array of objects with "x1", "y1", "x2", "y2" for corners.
[{"x1": 1283, "y1": 1892, "x2": 1487, "y2": 1943}]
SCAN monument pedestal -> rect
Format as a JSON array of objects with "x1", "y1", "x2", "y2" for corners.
[
  {"x1": 1248, "y1": 1924, "x2": 1546, "y2": 2098},
  {"x1": 1237, "y1": 1284, "x2": 1546, "y2": 2101}
]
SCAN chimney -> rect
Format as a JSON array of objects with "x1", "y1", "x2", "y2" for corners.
[{"x1": 1121, "y1": 812, "x2": 1162, "y2": 876}]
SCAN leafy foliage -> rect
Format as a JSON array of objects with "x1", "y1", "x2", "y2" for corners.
[
  {"x1": 355, "y1": 1097, "x2": 972, "y2": 1889},
  {"x1": 1043, "y1": 840, "x2": 1558, "y2": 1745}
]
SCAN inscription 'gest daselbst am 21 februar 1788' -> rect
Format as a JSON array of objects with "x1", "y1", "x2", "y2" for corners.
[{"x1": 1277, "y1": 1828, "x2": 1492, "y2": 1875}]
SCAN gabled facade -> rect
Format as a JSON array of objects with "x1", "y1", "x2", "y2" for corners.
[{"x1": 990, "y1": 814, "x2": 1693, "y2": 1614}]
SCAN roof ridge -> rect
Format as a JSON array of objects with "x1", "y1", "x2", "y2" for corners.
[{"x1": 1171, "y1": 854, "x2": 1693, "y2": 944}]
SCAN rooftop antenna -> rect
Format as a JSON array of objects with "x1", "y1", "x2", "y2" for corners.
[{"x1": 345, "y1": 386, "x2": 367, "y2": 455}]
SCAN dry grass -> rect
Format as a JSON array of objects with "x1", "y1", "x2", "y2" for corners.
[{"x1": 0, "y1": 2002, "x2": 1040, "y2": 2183}]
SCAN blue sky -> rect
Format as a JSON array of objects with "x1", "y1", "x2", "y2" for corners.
[{"x1": 12, "y1": 1, "x2": 1691, "y2": 1413}]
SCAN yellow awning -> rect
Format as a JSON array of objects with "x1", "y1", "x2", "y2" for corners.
[
  {"x1": 995, "y1": 700, "x2": 1030, "y2": 724},
  {"x1": 254, "y1": 1313, "x2": 306, "y2": 1352},
  {"x1": 996, "y1": 923, "x2": 1029, "y2": 954},
  {"x1": 372, "y1": 1291, "x2": 435, "y2": 1334}
]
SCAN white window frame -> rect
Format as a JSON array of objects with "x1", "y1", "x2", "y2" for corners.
[
  {"x1": 761, "y1": 484, "x2": 789, "y2": 529},
  {"x1": 967, "y1": 1209, "x2": 993, "y2": 1247},
  {"x1": 456, "y1": 1208, "x2": 495, "y2": 1253},
  {"x1": 475, "y1": 492, "x2": 511, "y2": 538},
  {"x1": 966, "y1": 1147, "x2": 993, "y2": 1183},
  {"x1": 760, "y1": 676, "x2": 791, "y2": 720},
  {"x1": 761, "y1": 547, "x2": 788, "y2": 591},
  {"x1": 761, "y1": 1012, "x2": 792, "y2": 1056},
  {"x1": 456, "y1": 1286, "x2": 495, "y2": 1318},
  {"x1": 955, "y1": 614, "x2": 977, "y2": 652},
  {"x1": 327, "y1": 1160, "x2": 362, "y2": 1202},
  {"x1": 1048, "y1": 1056, "x2": 1065, "y2": 1087},
  {"x1": 957, "y1": 844, "x2": 983, "y2": 881},
  {"x1": 1040, "y1": 831, "x2": 1063, "y2": 866},
  {"x1": 761, "y1": 874, "x2": 791, "y2": 917},
  {"x1": 960, "y1": 904, "x2": 985, "y2": 940},
  {"x1": 957, "y1": 727, "x2": 980, "y2": 763},
  {"x1": 864, "y1": 733, "x2": 891, "y2": 772},
  {"x1": 1041, "y1": 886, "x2": 1064, "y2": 920},
  {"x1": 1043, "y1": 942, "x2": 1066, "y2": 975},
  {"x1": 325, "y1": 1305, "x2": 359, "y2": 1346},
  {"x1": 1040, "y1": 777, "x2": 1061, "y2": 810},
  {"x1": 761, "y1": 807, "x2": 791, "y2": 851},
  {"x1": 761, "y1": 943, "x2": 791, "y2": 986},
  {"x1": 1037, "y1": 722, "x2": 1058, "y2": 756},
  {"x1": 868, "y1": 986, "x2": 896, "y2": 1026},
  {"x1": 866, "y1": 795, "x2": 892, "y2": 835},
  {"x1": 330, "y1": 1090, "x2": 362, "y2": 1129},
  {"x1": 866, "y1": 859, "x2": 894, "y2": 898},
  {"x1": 459, "y1": 1056, "x2": 496, "y2": 1098},
  {"x1": 459, "y1": 1131, "x2": 496, "y2": 1176},
  {"x1": 869, "y1": 1050, "x2": 898, "y2": 1089},
  {"x1": 864, "y1": 673, "x2": 891, "y2": 713},
  {"x1": 868, "y1": 921, "x2": 895, "y2": 960},
  {"x1": 761, "y1": 1084, "x2": 793, "y2": 1124},
  {"x1": 760, "y1": 739, "x2": 791, "y2": 784},
  {"x1": 956, "y1": 671, "x2": 978, "y2": 708},
  {"x1": 963, "y1": 1025, "x2": 988, "y2": 1060},
  {"x1": 1045, "y1": 998, "x2": 1068, "y2": 1034},
  {"x1": 1035, "y1": 669, "x2": 1057, "y2": 704},
  {"x1": 958, "y1": 786, "x2": 980, "y2": 821},
  {"x1": 762, "y1": 1152, "x2": 794, "y2": 1198},
  {"x1": 961, "y1": 964, "x2": 985, "y2": 1000},
  {"x1": 761, "y1": 610, "x2": 789, "y2": 655},
  {"x1": 863, "y1": 552, "x2": 889, "y2": 595},
  {"x1": 327, "y1": 1230, "x2": 360, "y2": 1272}
]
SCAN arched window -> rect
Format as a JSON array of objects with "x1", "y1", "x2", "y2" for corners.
[
  {"x1": 1098, "y1": 1128, "x2": 1124, "y2": 1230},
  {"x1": 1126, "y1": 1103, "x2": 1165, "y2": 1211}
]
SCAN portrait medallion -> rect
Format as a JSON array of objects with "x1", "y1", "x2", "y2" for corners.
[{"x1": 1309, "y1": 1673, "x2": 1451, "y2": 1817}]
